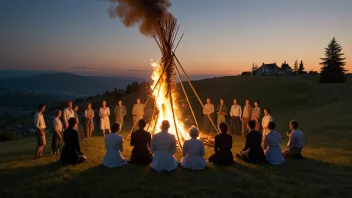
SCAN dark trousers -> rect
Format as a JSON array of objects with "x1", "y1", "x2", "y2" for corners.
[
  {"x1": 204, "y1": 114, "x2": 214, "y2": 134},
  {"x1": 229, "y1": 116, "x2": 242, "y2": 135},
  {"x1": 241, "y1": 117, "x2": 250, "y2": 137}
]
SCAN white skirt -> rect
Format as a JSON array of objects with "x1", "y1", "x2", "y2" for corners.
[
  {"x1": 181, "y1": 155, "x2": 207, "y2": 170},
  {"x1": 100, "y1": 117, "x2": 110, "y2": 130},
  {"x1": 151, "y1": 151, "x2": 178, "y2": 172}
]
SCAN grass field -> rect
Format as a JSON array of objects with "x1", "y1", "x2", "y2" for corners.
[{"x1": 0, "y1": 75, "x2": 351, "y2": 198}]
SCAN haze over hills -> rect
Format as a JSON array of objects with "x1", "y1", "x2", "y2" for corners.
[{"x1": 0, "y1": 72, "x2": 144, "y2": 99}]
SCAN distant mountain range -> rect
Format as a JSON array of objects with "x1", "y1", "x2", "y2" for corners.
[{"x1": 0, "y1": 72, "x2": 143, "y2": 99}]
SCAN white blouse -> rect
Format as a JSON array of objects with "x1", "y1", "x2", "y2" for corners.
[
  {"x1": 99, "y1": 107, "x2": 110, "y2": 117},
  {"x1": 53, "y1": 118, "x2": 63, "y2": 132}
]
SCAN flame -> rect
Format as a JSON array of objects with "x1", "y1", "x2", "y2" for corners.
[{"x1": 149, "y1": 59, "x2": 190, "y2": 145}]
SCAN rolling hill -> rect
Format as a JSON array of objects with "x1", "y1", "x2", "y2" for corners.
[{"x1": 0, "y1": 73, "x2": 144, "y2": 99}]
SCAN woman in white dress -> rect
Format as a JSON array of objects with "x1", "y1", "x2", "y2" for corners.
[
  {"x1": 263, "y1": 122, "x2": 285, "y2": 165},
  {"x1": 181, "y1": 126, "x2": 206, "y2": 170},
  {"x1": 102, "y1": 122, "x2": 127, "y2": 168},
  {"x1": 99, "y1": 100, "x2": 111, "y2": 137},
  {"x1": 261, "y1": 108, "x2": 273, "y2": 141},
  {"x1": 150, "y1": 120, "x2": 178, "y2": 172}
]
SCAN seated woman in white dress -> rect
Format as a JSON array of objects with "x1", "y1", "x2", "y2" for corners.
[
  {"x1": 263, "y1": 122, "x2": 285, "y2": 165},
  {"x1": 150, "y1": 120, "x2": 178, "y2": 172},
  {"x1": 181, "y1": 126, "x2": 206, "y2": 170},
  {"x1": 102, "y1": 122, "x2": 127, "y2": 168}
]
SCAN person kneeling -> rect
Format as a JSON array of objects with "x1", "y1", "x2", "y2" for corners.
[
  {"x1": 59, "y1": 118, "x2": 86, "y2": 164},
  {"x1": 236, "y1": 120, "x2": 265, "y2": 163},
  {"x1": 263, "y1": 122, "x2": 285, "y2": 165},
  {"x1": 150, "y1": 120, "x2": 178, "y2": 172},
  {"x1": 102, "y1": 122, "x2": 128, "y2": 168},
  {"x1": 129, "y1": 119, "x2": 153, "y2": 165},
  {"x1": 209, "y1": 122, "x2": 234, "y2": 165},
  {"x1": 282, "y1": 120, "x2": 305, "y2": 159},
  {"x1": 181, "y1": 126, "x2": 207, "y2": 170}
]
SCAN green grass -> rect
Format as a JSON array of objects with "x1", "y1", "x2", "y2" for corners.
[{"x1": 0, "y1": 75, "x2": 352, "y2": 198}]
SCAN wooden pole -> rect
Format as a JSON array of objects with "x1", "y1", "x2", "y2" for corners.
[
  {"x1": 175, "y1": 64, "x2": 199, "y2": 128},
  {"x1": 173, "y1": 52, "x2": 220, "y2": 135}
]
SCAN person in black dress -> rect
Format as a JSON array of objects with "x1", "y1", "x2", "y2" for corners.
[
  {"x1": 236, "y1": 120, "x2": 265, "y2": 163},
  {"x1": 58, "y1": 117, "x2": 86, "y2": 164},
  {"x1": 129, "y1": 119, "x2": 153, "y2": 165},
  {"x1": 209, "y1": 122, "x2": 234, "y2": 165}
]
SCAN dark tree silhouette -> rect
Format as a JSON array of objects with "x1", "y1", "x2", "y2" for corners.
[
  {"x1": 320, "y1": 37, "x2": 347, "y2": 83},
  {"x1": 298, "y1": 60, "x2": 306, "y2": 75},
  {"x1": 293, "y1": 60, "x2": 298, "y2": 73}
]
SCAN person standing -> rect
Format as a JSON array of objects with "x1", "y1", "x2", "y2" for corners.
[
  {"x1": 229, "y1": 99, "x2": 242, "y2": 135},
  {"x1": 114, "y1": 100, "x2": 127, "y2": 130},
  {"x1": 216, "y1": 98, "x2": 227, "y2": 132},
  {"x1": 282, "y1": 120, "x2": 305, "y2": 159},
  {"x1": 132, "y1": 98, "x2": 144, "y2": 129},
  {"x1": 73, "y1": 105, "x2": 84, "y2": 139},
  {"x1": 84, "y1": 103, "x2": 95, "y2": 138},
  {"x1": 241, "y1": 100, "x2": 252, "y2": 137},
  {"x1": 34, "y1": 104, "x2": 46, "y2": 159},
  {"x1": 203, "y1": 97, "x2": 215, "y2": 134},
  {"x1": 51, "y1": 110, "x2": 63, "y2": 157},
  {"x1": 63, "y1": 101, "x2": 74, "y2": 130},
  {"x1": 251, "y1": 101, "x2": 261, "y2": 131},
  {"x1": 99, "y1": 100, "x2": 111, "y2": 137},
  {"x1": 263, "y1": 122, "x2": 285, "y2": 165},
  {"x1": 261, "y1": 108, "x2": 273, "y2": 141}
]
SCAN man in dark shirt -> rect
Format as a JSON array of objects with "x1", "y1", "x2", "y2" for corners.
[{"x1": 236, "y1": 120, "x2": 265, "y2": 163}]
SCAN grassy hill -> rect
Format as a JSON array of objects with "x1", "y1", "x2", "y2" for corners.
[{"x1": 0, "y1": 75, "x2": 351, "y2": 198}]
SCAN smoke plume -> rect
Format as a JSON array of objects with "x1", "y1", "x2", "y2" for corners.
[{"x1": 108, "y1": 0, "x2": 174, "y2": 37}]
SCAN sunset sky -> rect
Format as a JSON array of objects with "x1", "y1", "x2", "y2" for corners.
[{"x1": 1, "y1": 0, "x2": 351, "y2": 78}]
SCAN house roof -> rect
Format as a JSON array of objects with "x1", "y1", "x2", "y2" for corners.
[
  {"x1": 257, "y1": 63, "x2": 278, "y2": 71},
  {"x1": 281, "y1": 63, "x2": 292, "y2": 70}
]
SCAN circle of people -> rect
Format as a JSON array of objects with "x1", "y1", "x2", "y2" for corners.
[{"x1": 33, "y1": 98, "x2": 305, "y2": 172}]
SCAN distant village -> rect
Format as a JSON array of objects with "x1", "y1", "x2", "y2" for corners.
[{"x1": 242, "y1": 61, "x2": 318, "y2": 76}]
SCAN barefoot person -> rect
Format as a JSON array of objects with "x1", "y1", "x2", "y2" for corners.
[
  {"x1": 241, "y1": 99, "x2": 252, "y2": 137},
  {"x1": 132, "y1": 98, "x2": 144, "y2": 129},
  {"x1": 63, "y1": 101, "x2": 74, "y2": 130},
  {"x1": 261, "y1": 108, "x2": 273, "y2": 141},
  {"x1": 129, "y1": 119, "x2": 153, "y2": 165},
  {"x1": 251, "y1": 101, "x2": 261, "y2": 131},
  {"x1": 34, "y1": 104, "x2": 46, "y2": 159},
  {"x1": 114, "y1": 100, "x2": 127, "y2": 130},
  {"x1": 216, "y1": 98, "x2": 227, "y2": 132},
  {"x1": 203, "y1": 97, "x2": 215, "y2": 134},
  {"x1": 209, "y1": 122, "x2": 234, "y2": 165},
  {"x1": 229, "y1": 99, "x2": 242, "y2": 135},
  {"x1": 102, "y1": 122, "x2": 128, "y2": 168},
  {"x1": 59, "y1": 117, "x2": 86, "y2": 164},
  {"x1": 181, "y1": 126, "x2": 207, "y2": 170},
  {"x1": 84, "y1": 103, "x2": 95, "y2": 138},
  {"x1": 150, "y1": 120, "x2": 178, "y2": 172},
  {"x1": 263, "y1": 122, "x2": 285, "y2": 165},
  {"x1": 51, "y1": 110, "x2": 63, "y2": 157},
  {"x1": 99, "y1": 100, "x2": 111, "y2": 137},
  {"x1": 236, "y1": 120, "x2": 265, "y2": 163},
  {"x1": 282, "y1": 120, "x2": 305, "y2": 159}
]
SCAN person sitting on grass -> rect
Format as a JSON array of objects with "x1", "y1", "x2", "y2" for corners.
[
  {"x1": 282, "y1": 120, "x2": 305, "y2": 159},
  {"x1": 102, "y1": 122, "x2": 128, "y2": 168},
  {"x1": 58, "y1": 117, "x2": 86, "y2": 164},
  {"x1": 150, "y1": 120, "x2": 178, "y2": 172},
  {"x1": 129, "y1": 119, "x2": 153, "y2": 165},
  {"x1": 181, "y1": 126, "x2": 207, "y2": 170},
  {"x1": 263, "y1": 122, "x2": 285, "y2": 165},
  {"x1": 236, "y1": 120, "x2": 265, "y2": 163},
  {"x1": 209, "y1": 122, "x2": 234, "y2": 165}
]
